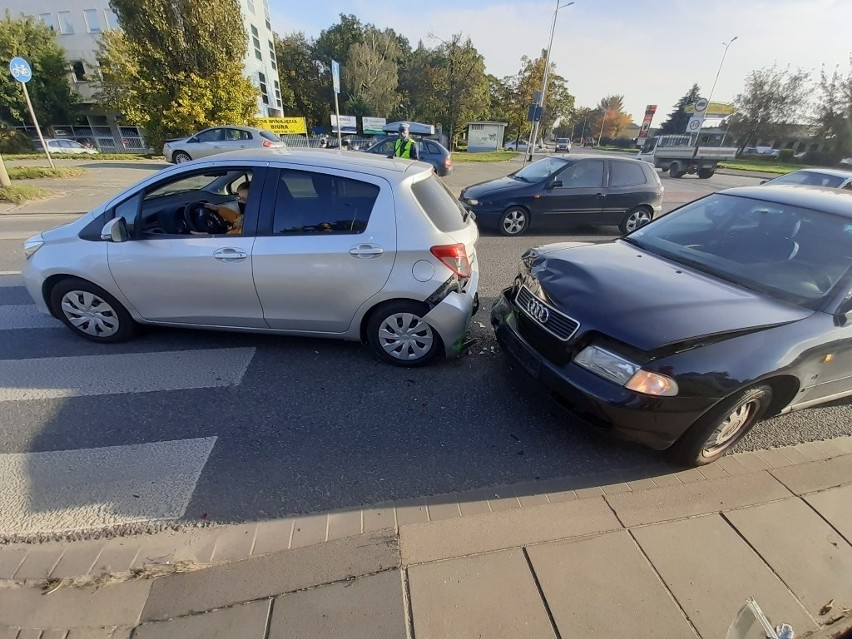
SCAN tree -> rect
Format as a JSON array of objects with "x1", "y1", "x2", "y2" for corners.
[
  {"x1": 343, "y1": 28, "x2": 405, "y2": 118},
  {"x1": 657, "y1": 83, "x2": 701, "y2": 135},
  {"x1": 500, "y1": 54, "x2": 575, "y2": 143},
  {"x1": 0, "y1": 12, "x2": 77, "y2": 127},
  {"x1": 97, "y1": 0, "x2": 258, "y2": 148},
  {"x1": 274, "y1": 32, "x2": 329, "y2": 130},
  {"x1": 727, "y1": 65, "x2": 811, "y2": 151},
  {"x1": 592, "y1": 95, "x2": 632, "y2": 141},
  {"x1": 812, "y1": 60, "x2": 851, "y2": 161},
  {"x1": 313, "y1": 14, "x2": 365, "y2": 73}
]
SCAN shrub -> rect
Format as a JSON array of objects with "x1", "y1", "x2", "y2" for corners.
[
  {"x1": 0, "y1": 128, "x2": 34, "y2": 154},
  {"x1": 778, "y1": 149, "x2": 794, "y2": 163}
]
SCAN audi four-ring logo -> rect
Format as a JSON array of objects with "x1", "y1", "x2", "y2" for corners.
[{"x1": 526, "y1": 298, "x2": 550, "y2": 324}]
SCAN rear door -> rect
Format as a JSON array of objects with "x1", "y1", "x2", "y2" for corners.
[
  {"x1": 604, "y1": 159, "x2": 654, "y2": 224},
  {"x1": 251, "y1": 166, "x2": 396, "y2": 333}
]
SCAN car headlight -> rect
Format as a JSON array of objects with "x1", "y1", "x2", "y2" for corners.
[
  {"x1": 23, "y1": 234, "x2": 45, "y2": 258},
  {"x1": 466, "y1": 199, "x2": 480, "y2": 206},
  {"x1": 574, "y1": 346, "x2": 678, "y2": 397}
]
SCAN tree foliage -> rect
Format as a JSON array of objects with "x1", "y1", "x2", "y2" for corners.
[
  {"x1": 657, "y1": 83, "x2": 701, "y2": 135},
  {"x1": 728, "y1": 65, "x2": 811, "y2": 151},
  {"x1": 0, "y1": 12, "x2": 77, "y2": 127},
  {"x1": 97, "y1": 0, "x2": 258, "y2": 148},
  {"x1": 274, "y1": 32, "x2": 329, "y2": 129},
  {"x1": 813, "y1": 60, "x2": 852, "y2": 161},
  {"x1": 498, "y1": 55, "x2": 574, "y2": 143},
  {"x1": 592, "y1": 95, "x2": 632, "y2": 141},
  {"x1": 344, "y1": 28, "x2": 405, "y2": 118}
]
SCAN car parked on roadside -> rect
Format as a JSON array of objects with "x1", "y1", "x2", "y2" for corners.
[
  {"x1": 34, "y1": 139, "x2": 98, "y2": 155},
  {"x1": 460, "y1": 155, "x2": 663, "y2": 236},
  {"x1": 554, "y1": 138, "x2": 572, "y2": 153},
  {"x1": 503, "y1": 139, "x2": 542, "y2": 152},
  {"x1": 21, "y1": 148, "x2": 480, "y2": 367},
  {"x1": 491, "y1": 185, "x2": 852, "y2": 465},
  {"x1": 163, "y1": 126, "x2": 284, "y2": 164},
  {"x1": 361, "y1": 136, "x2": 453, "y2": 176},
  {"x1": 741, "y1": 146, "x2": 780, "y2": 159},
  {"x1": 761, "y1": 168, "x2": 852, "y2": 190}
]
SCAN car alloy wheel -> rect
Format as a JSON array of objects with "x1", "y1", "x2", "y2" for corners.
[
  {"x1": 366, "y1": 300, "x2": 442, "y2": 366},
  {"x1": 173, "y1": 151, "x2": 192, "y2": 163},
  {"x1": 499, "y1": 207, "x2": 529, "y2": 236},
  {"x1": 620, "y1": 207, "x2": 653, "y2": 234}
]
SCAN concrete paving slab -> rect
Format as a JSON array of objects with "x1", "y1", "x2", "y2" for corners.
[
  {"x1": 0, "y1": 628, "x2": 17, "y2": 639},
  {"x1": 795, "y1": 441, "x2": 833, "y2": 461},
  {"x1": 776, "y1": 446, "x2": 811, "y2": 465},
  {"x1": 715, "y1": 455, "x2": 751, "y2": 476},
  {"x1": 606, "y1": 472, "x2": 791, "y2": 527},
  {"x1": 0, "y1": 547, "x2": 27, "y2": 579},
  {"x1": 735, "y1": 452, "x2": 771, "y2": 472},
  {"x1": 395, "y1": 498, "x2": 429, "y2": 527},
  {"x1": 327, "y1": 510, "x2": 362, "y2": 540},
  {"x1": 362, "y1": 503, "x2": 395, "y2": 533},
  {"x1": 16, "y1": 629, "x2": 42, "y2": 639},
  {"x1": 269, "y1": 569, "x2": 405, "y2": 639},
  {"x1": 675, "y1": 468, "x2": 705, "y2": 484},
  {"x1": 93, "y1": 540, "x2": 140, "y2": 575},
  {"x1": 134, "y1": 599, "x2": 270, "y2": 639},
  {"x1": 696, "y1": 462, "x2": 729, "y2": 479},
  {"x1": 545, "y1": 489, "x2": 578, "y2": 503},
  {"x1": 632, "y1": 515, "x2": 816, "y2": 638},
  {"x1": 454, "y1": 489, "x2": 492, "y2": 516},
  {"x1": 289, "y1": 514, "x2": 328, "y2": 549},
  {"x1": 424, "y1": 498, "x2": 461, "y2": 522},
  {"x1": 725, "y1": 498, "x2": 852, "y2": 619},
  {"x1": 66, "y1": 629, "x2": 122, "y2": 639},
  {"x1": 805, "y1": 484, "x2": 852, "y2": 544},
  {"x1": 408, "y1": 549, "x2": 556, "y2": 639},
  {"x1": 627, "y1": 478, "x2": 658, "y2": 491},
  {"x1": 400, "y1": 497, "x2": 620, "y2": 565},
  {"x1": 252, "y1": 519, "x2": 293, "y2": 556},
  {"x1": 13, "y1": 545, "x2": 64, "y2": 579},
  {"x1": 754, "y1": 449, "x2": 794, "y2": 468},
  {"x1": 771, "y1": 455, "x2": 852, "y2": 495},
  {"x1": 0, "y1": 580, "x2": 151, "y2": 628},
  {"x1": 40, "y1": 630, "x2": 68, "y2": 639},
  {"x1": 209, "y1": 524, "x2": 256, "y2": 563},
  {"x1": 141, "y1": 530, "x2": 399, "y2": 621},
  {"x1": 50, "y1": 541, "x2": 103, "y2": 578},
  {"x1": 527, "y1": 531, "x2": 696, "y2": 638}
]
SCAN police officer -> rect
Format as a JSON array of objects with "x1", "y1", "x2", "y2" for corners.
[{"x1": 393, "y1": 123, "x2": 419, "y2": 160}]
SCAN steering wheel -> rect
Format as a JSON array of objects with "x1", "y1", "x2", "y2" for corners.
[{"x1": 181, "y1": 201, "x2": 230, "y2": 234}]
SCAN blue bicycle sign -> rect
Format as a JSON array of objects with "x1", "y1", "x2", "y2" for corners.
[{"x1": 9, "y1": 57, "x2": 32, "y2": 83}]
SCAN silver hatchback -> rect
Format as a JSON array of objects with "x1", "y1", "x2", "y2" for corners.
[
  {"x1": 22, "y1": 149, "x2": 480, "y2": 366},
  {"x1": 163, "y1": 126, "x2": 284, "y2": 164}
]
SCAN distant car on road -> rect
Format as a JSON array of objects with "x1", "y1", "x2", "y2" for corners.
[
  {"x1": 554, "y1": 138, "x2": 572, "y2": 153},
  {"x1": 762, "y1": 168, "x2": 852, "y2": 190},
  {"x1": 503, "y1": 139, "x2": 542, "y2": 152},
  {"x1": 34, "y1": 139, "x2": 98, "y2": 155},
  {"x1": 163, "y1": 126, "x2": 284, "y2": 164},
  {"x1": 460, "y1": 155, "x2": 663, "y2": 236},
  {"x1": 741, "y1": 146, "x2": 780, "y2": 159},
  {"x1": 361, "y1": 136, "x2": 453, "y2": 176}
]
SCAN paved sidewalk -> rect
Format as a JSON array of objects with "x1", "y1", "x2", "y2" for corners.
[{"x1": 1, "y1": 437, "x2": 851, "y2": 638}]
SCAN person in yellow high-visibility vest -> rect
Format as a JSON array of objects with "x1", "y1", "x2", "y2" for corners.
[{"x1": 392, "y1": 123, "x2": 419, "y2": 160}]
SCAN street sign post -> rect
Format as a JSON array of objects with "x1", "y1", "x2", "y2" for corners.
[
  {"x1": 331, "y1": 60, "x2": 342, "y2": 150},
  {"x1": 687, "y1": 116, "x2": 704, "y2": 133},
  {"x1": 9, "y1": 57, "x2": 54, "y2": 169}
]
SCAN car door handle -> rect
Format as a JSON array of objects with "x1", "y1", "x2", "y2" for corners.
[
  {"x1": 595, "y1": 193, "x2": 605, "y2": 197},
  {"x1": 213, "y1": 248, "x2": 247, "y2": 262},
  {"x1": 349, "y1": 244, "x2": 384, "y2": 258}
]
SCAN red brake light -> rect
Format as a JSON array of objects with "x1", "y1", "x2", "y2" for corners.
[
  {"x1": 444, "y1": 155, "x2": 452, "y2": 168},
  {"x1": 431, "y1": 243, "x2": 471, "y2": 279},
  {"x1": 262, "y1": 140, "x2": 274, "y2": 148}
]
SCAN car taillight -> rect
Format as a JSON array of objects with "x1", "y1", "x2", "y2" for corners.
[
  {"x1": 262, "y1": 140, "x2": 274, "y2": 147},
  {"x1": 444, "y1": 155, "x2": 452, "y2": 168},
  {"x1": 431, "y1": 243, "x2": 471, "y2": 279}
]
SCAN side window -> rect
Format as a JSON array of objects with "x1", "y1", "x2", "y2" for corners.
[
  {"x1": 112, "y1": 193, "x2": 142, "y2": 236},
  {"x1": 557, "y1": 160, "x2": 604, "y2": 188},
  {"x1": 224, "y1": 128, "x2": 252, "y2": 141},
  {"x1": 272, "y1": 170, "x2": 379, "y2": 235},
  {"x1": 195, "y1": 128, "x2": 223, "y2": 143},
  {"x1": 424, "y1": 141, "x2": 438, "y2": 154},
  {"x1": 610, "y1": 161, "x2": 647, "y2": 187}
]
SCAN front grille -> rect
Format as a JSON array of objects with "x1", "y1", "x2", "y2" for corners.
[{"x1": 515, "y1": 285, "x2": 580, "y2": 342}]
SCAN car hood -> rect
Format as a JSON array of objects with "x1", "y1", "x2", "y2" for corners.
[
  {"x1": 526, "y1": 241, "x2": 812, "y2": 352},
  {"x1": 461, "y1": 176, "x2": 529, "y2": 199}
]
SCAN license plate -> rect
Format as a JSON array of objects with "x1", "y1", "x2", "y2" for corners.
[{"x1": 503, "y1": 333, "x2": 541, "y2": 379}]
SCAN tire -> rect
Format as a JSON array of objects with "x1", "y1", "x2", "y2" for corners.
[
  {"x1": 499, "y1": 206, "x2": 530, "y2": 236},
  {"x1": 697, "y1": 169, "x2": 715, "y2": 179},
  {"x1": 667, "y1": 385, "x2": 773, "y2": 466},
  {"x1": 50, "y1": 277, "x2": 136, "y2": 343},
  {"x1": 173, "y1": 151, "x2": 192, "y2": 164},
  {"x1": 366, "y1": 300, "x2": 443, "y2": 367},
  {"x1": 619, "y1": 206, "x2": 653, "y2": 234},
  {"x1": 669, "y1": 163, "x2": 684, "y2": 178}
]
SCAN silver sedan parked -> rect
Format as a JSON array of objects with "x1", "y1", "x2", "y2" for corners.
[
  {"x1": 162, "y1": 126, "x2": 284, "y2": 164},
  {"x1": 22, "y1": 149, "x2": 480, "y2": 366}
]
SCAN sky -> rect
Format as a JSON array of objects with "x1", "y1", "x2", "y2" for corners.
[{"x1": 270, "y1": 0, "x2": 851, "y2": 127}]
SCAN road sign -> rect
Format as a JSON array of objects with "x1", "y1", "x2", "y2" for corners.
[
  {"x1": 694, "y1": 97, "x2": 709, "y2": 113},
  {"x1": 331, "y1": 60, "x2": 340, "y2": 94},
  {"x1": 527, "y1": 104, "x2": 542, "y2": 122},
  {"x1": 9, "y1": 57, "x2": 32, "y2": 83},
  {"x1": 687, "y1": 116, "x2": 704, "y2": 133}
]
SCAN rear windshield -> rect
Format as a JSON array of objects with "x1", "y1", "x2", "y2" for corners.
[
  {"x1": 770, "y1": 171, "x2": 845, "y2": 188},
  {"x1": 557, "y1": 138, "x2": 569, "y2": 143},
  {"x1": 260, "y1": 130, "x2": 281, "y2": 142},
  {"x1": 410, "y1": 175, "x2": 468, "y2": 232}
]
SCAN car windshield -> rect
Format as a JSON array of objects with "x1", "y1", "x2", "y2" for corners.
[
  {"x1": 625, "y1": 193, "x2": 852, "y2": 308},
  {"x1": 513, "y1": 157, "x2": 570, "y2": 182},
  {"x1": 768, "y1": 171, "x2": 845, "y2": 188}
]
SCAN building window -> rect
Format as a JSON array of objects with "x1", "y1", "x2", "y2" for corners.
[
  {"x1": 38, "y1": 13, "x2": 56, "y2": 30},
  {"x1": 258, "y1": 72, "x2": 269, "y2": 105},
  {"x1": 83, "y1": 9, "x2": 102, "y2": 33},
  {"x1": 251, "y1": 26, "x2": 262, "y2": 60},
  {"x1": 58, "y1": 11, "x2": 74, "y2": 34},
  {"x1": 247, "y1": 0, "x2": 255, "y2": 13},
  {"x1": 273, "y1": 79, "x2": 281, "y2": 107},
  {"x1": 104, "y1": 10, "x2": 120, "y2": 30},
  {"x1": 71, "y1": 61, "x2": 88, "y2": 82},
  {"x1": 268, "y1": 40, "x2": 276, "y2": 69}
]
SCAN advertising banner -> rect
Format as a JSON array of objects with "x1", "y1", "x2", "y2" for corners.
[
  {"x1": 362, "y1": 117, "x2": 387, "y2": 135},
  {"x1": 637, "y1": 105, "x2": 657, "y2": 144},
  {"x1": 257, "y1": 117, "x2": 307, "y2": 135},
  {"x1": 330, "y1": 114, "x2": 357, "y2": 134}
]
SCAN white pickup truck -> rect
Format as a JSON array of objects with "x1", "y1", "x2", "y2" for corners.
[{"x1": 637, "y1": 134, "x2": 737, "y2": 179}]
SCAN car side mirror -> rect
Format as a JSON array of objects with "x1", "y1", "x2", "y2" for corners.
[
  {"x1": 188, "y1": 137, "x2": 199, "y2": 143},
  {"x1": 101, "y1": 217, "x2": 129, "y2": 243},
  {"x1": 549, "y1": 179, "x2": 563, "y2": 189},
  {"x1": 760, "y1": 179, "x2": 767, "y2": 185}
]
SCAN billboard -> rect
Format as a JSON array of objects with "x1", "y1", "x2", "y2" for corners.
[
  {"x1": 362, "y1": 117, "x2": 387, "y2": 135},
  {"x1": 257, "y1": 117, "x2": 307, "y2": 136},
  {"x1": 637, "y1": 105, "x2": 657, "y2": 144},
  {"x1": 330, "y1": 114, "x2": 357, "y2": 134}
]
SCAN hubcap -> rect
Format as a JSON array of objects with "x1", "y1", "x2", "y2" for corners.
[
  {"x1": 378, "y1": 312, "x2": 434, "y2": 361},
  {"x1": 60, "y1": 290, "x2": 120, "y2": 338},
  {"x1": 702, "y1": 400, "x2": 758, "y2": 457},
  {"x1": 175, "y1": 154, "x2": 189, "y2": 163},
  {"x1": 626, "y1": 210, "x2": 652, "y2": 232},
  {"x1": 502, "y1": 210, "x2": 526, "y2": 234}
]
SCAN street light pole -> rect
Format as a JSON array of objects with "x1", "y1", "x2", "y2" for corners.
[
  {"x1": 526, "y1": 0, "x2": 574, "y2": 163},
  {"x1": 692, "y1": 36, "x2": 737, "y2": 158}
]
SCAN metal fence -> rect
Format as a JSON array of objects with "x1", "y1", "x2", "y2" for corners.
[
  {"x1": 14, "y1": 124, "x2": 151, "y2": 153},
  {"x1": 279, "y1": 134, "x2": 378, "y2": 150}
]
